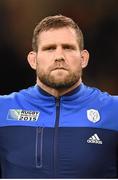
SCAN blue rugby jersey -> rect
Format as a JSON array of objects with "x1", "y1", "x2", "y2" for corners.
[{"x1": 0, "y1": 83, "x2": 118, "y2": 178}]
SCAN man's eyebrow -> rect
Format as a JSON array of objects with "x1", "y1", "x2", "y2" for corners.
[
  {"x1": 41, "y1": 44, "x2": 56, "y2": 50},
  {"x1": 62, "y1": 43, "x2": 77, "y2": 49},
  {"x1": 41, "y1": 43, "x2": 77, "y2": 50}
]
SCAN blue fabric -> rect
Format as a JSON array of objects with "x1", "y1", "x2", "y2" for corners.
[
  {"x1": 0, "y1": 83, "x2": 118, "y2": 130},
  {"x1": 0, "y1": 83, "x2": 118, "y2": 178}
]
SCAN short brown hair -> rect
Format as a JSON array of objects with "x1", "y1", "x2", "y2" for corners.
[{"x1": 32, "y1": 15, "x2": 84, "y2": 52}]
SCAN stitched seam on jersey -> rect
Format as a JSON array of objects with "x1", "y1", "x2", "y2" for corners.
[{"x1": 35, "y1": 127, "x2": 43, "y2": 168}]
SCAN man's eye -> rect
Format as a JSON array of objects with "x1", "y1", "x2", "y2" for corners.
[
  {"x1": 63, "y1": 45, "x2": 75, "y2": 50},
  {"x1": 47, "y1": 47, "x2": 54, "y2": 50},
  {"x1": 44, "y1": 47, "x2": 55, "y2": 51}
]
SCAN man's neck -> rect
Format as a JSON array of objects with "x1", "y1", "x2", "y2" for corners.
[{"x1": 36, "y1": 79, "x2": 82, "y2": 97}]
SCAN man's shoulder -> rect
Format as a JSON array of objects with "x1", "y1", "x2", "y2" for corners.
[
  {"x1": 87, "y1": 84, "x2": 118, "y2": 99},
  {"x1": 0, "y1": 85, "x2": 35, "y2": 104},
  {"x1": 84, "y1": 84, "x2": 118, "y2": 107},
  {"x1": 0, "y1": 85, "x2": 39, "y2": 127}
]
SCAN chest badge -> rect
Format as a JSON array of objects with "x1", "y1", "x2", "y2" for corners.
[
  {"x1": 7, "y1": 109, "x2": 40, "y2": 121},
  {"x1": 87, "y1": 109, "x2": 100, "y2": 123}
]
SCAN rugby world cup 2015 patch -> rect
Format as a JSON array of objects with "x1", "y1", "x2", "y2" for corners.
[{"x1": 7, "y1": 109, "x2": 40, "y2": 121}]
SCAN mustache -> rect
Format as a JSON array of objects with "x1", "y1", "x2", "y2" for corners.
[{"x1": 49, "y1": 62, "x2": 69, "y2": 71}]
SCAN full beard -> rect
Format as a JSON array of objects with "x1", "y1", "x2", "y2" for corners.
[{"x1": 36, "y1": 68, "x2": 82, "y2": 90}]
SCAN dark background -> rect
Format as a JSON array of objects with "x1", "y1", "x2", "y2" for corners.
[{"x1": 0, "y1": 0, "x2": 118, "y2": 95}]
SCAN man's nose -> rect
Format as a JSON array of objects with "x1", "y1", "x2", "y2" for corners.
[
  {"x1": 55, "y1": 57, "x2": 65, "y2": 62},
  {"x1": 54, "y1": 47, "x2": 65, "y2": 61}
]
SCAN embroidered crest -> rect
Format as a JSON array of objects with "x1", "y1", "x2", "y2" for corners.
[{"x1": 87, "y1": 109, "x2": 100, "y2": 123}]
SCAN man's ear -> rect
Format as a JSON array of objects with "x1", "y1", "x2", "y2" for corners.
[
  {"x1": 80, "y1": 50, "x2": 89, "y2": 68},
  {"x1": 27, "y1": 51, "x2": 37, "y2": 70}
]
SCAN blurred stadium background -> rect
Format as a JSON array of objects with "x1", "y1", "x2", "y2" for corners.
[{"x1": 0, "y1": 0, "x2": 118, "y2": 94}]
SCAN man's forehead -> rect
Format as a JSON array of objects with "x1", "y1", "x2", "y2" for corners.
[{"x1": 38, "y1": 27, "x2": 78, "y2": 45}]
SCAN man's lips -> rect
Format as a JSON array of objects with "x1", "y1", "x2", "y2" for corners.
[{"x1": 51, "y1": 67, "x2": 68, "y2": 71}]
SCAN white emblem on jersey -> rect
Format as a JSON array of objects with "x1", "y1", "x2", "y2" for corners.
[
  {"x1": 87, "y1": 109, "x2": 100, "y2": 123},
  {"x1": 87, "y1": 133, "x2": 102, "y2": 144}
]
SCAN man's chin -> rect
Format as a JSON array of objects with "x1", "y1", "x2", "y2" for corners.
[
  {"x1": 46, "y1": 82, "x2": 73, "y2": 89},
  {"x1": 37, "y1": 70, "x2": 81, "y2": 89},
  {"x1": 51, "y1": 69, "x2": 72, "y2": 82},
  {"x1": 44, "y1": 78, "x2": 77, "y2": 89}
]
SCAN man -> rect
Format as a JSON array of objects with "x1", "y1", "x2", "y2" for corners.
[{"x1": 0, "y1": 15, "x2": 118, "y2": 178}]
